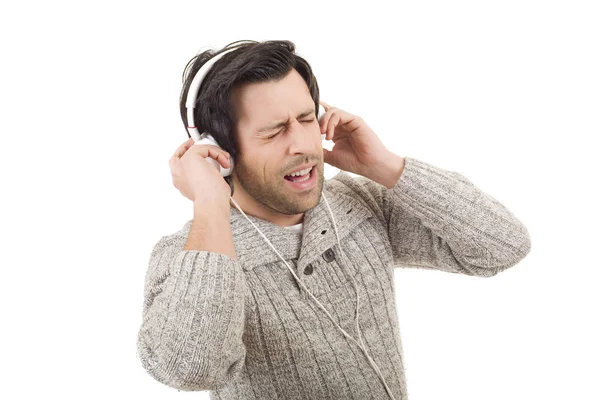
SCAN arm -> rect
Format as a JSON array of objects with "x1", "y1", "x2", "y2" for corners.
[
  {"x1": 136, "y1": 205, "x2": 247, "y2": 390},
  {"x1": 355, "y1": 156, "x2": 531, "y2": 277}
]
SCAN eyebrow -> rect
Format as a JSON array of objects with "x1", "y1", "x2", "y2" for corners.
[{"x1": 256, "y1": 108, "x2": 315, "y2": 135}]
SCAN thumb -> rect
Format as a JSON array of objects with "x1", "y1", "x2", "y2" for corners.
[{"x1": 322, "y1": 147, "x2": 334, "y2": 165}]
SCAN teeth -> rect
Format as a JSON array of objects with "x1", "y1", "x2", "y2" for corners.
[{"x1": 288, "y1": 167, "x2": 312, "y2": 177}]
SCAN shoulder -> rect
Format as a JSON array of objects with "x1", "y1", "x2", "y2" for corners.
[
  {"x1": 324, "y1": 170, "x2": 389, "y2": 213},
  {"x1": 325, "y1": 170, "x2": 372, "y2": 194},
  {"x1": 323, "y1": 171, "x2": 390, "y2": 223}
]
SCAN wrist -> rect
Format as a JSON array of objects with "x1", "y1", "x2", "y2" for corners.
[
  {"x1": 193, "y1": 200, "x2": 231, "y2": 218},
  {"x1": 374, "y1": 152, "x2": 405, "y2": 189}
]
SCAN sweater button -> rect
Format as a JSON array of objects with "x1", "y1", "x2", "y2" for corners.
[
  {"x1": 322, "y1": 248, "x2": 335, "y2": 263},
  {"x1": 303, "y1": 264, "x2": 313, "y2": 275}
]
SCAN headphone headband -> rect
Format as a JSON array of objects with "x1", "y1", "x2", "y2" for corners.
[
  {"x1": 186, "y1": 47, "x2": 239, "y2": 140},
  {"x1": 185, "y1": 45, "x2": 324, "y2": 142}
]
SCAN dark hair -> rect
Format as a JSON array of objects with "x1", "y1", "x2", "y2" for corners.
[{"x1": 179, "y1": 40, "x2": 320, "y2": 174}]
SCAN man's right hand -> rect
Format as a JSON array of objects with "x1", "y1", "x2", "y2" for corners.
[{"x1": 168, "y1": 137, "x2": 232, "y2": 206}]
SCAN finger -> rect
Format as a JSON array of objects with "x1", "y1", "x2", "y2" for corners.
[
  {"x1": 195, "y1": 143, "x2": 231, "y2": 160},
  {"x1": 329, "y1": 110, "x2": 362, "y2": 140},
  {"x1": 172, "y1": 137, "x2": 195, "y2": 160},
  {"x1": 183, "y1": 136, "x2": 195, "y2": 149},
  {"x1": 336, "y1": 113, "x2": 362, "y2": 138},
  {"x1": 324, "y1": 112, "x2": 341, "y2": 141},
  {"x1": 320, "y1": 100, "x2": 331, "y2": 111},
  {"x1": 192, "y1": 145, "x2": 232, "y2": 168},
  {"x1": 207, "y1": 148, "x2": 232, "y2": 168},
  {"x1": 322, "y1": 147, "x2": 332, "y2": 164},
  {"x1": 320, "y1": 110, "x2": 333, "y2": 135}
]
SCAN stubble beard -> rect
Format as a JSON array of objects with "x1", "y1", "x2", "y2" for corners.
[{"x1": 235, "y1": 159, "x2": 324, "y2": 215}]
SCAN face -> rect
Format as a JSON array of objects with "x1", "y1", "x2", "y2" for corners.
[{"x1": 230, "y1": 69, "x2": 324, "y2": 216}]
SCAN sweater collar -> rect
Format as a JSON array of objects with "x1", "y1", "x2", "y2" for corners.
[{"x1": 226, "y1": 173, "x2": 374, "y2": 271}]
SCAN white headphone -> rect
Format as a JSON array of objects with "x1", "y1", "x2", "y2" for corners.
[{"x1": 183, "y1": 45, "x2": 398, "y2": 400}]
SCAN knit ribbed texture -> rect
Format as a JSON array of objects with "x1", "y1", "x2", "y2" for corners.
[{"x1": 137, "y1": 157, "x2": 531, "y2": 399}]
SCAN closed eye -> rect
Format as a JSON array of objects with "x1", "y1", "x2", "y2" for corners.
[{"x1": 265, "y1": 119, "x2": 316, "y2": 140}]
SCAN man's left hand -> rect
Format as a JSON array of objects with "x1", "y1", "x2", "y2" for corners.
[{"x1": 320, "y1": 101, "x2": 405, "y2": 188}]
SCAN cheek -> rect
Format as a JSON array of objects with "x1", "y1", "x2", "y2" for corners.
[
  {"x1": 265, "y1": 163, "x2": 279, "y2": 183},
  {"x1": 241, "y1": 147, "x2": 284, "y2": 184}
]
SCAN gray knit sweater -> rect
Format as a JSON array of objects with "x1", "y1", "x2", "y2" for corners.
[{"x1": 136, "y1": 156, "x2": 531, "y2": 399}]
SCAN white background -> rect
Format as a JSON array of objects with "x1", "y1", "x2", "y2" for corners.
[{"x1": 1, "y1": 0, "x2": 598, "y2": 399}]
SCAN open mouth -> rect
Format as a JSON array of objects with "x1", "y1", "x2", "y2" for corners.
[
  {"x1": 284, "y1": 165, "x2": 314, "y2": 182},
  {"x1": 284, "y1": 165, "x2": 317, "y2": 190}
]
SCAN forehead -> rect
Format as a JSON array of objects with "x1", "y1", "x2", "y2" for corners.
[{"x1": 230, "y1": 69, "x2": 313, "y2": 125}]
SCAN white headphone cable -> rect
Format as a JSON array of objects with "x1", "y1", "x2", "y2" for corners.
[
  {"x1": 229, "y1": 192, "x2": 397, "y2": 400},
  {"x1": 321, "y1": 193, "x2": 397, "y2": 400}
]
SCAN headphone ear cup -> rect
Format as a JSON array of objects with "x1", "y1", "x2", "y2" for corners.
[{"x1": 194, "y1": 133, "x2": 234, "y2": 177}]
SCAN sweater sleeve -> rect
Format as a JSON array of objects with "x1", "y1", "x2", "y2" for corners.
[
  {"x1": 136, "y1": 231, "x2": 248, "y2": 391},
  {"x1": 355, "y1": 156, "x2": 531, "y2": 277}
]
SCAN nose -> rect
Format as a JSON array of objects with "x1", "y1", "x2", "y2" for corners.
[{"x1": 287, "y1": 119, "x2": 318, "y2": 156}]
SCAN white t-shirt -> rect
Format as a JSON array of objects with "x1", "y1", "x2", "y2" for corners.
[{"x1": 284, "y1": 222, "x2": 304, "y2": 234}]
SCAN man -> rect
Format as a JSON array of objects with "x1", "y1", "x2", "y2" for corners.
[{"x1": 137, "y1": 40, "x2": 531, "y2": 400}]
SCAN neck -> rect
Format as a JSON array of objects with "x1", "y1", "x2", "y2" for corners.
[{"x1": 229, "y1": 191, "x2": 305, "y2": 228}]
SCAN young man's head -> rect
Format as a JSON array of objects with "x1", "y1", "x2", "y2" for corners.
[{"x1": 180, "y1": 40, "x2": 324, "y2": 225}]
